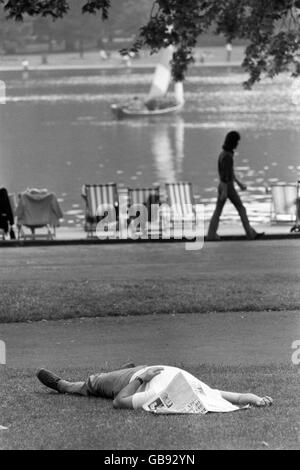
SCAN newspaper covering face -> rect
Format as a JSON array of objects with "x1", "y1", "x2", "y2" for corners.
[{"x1": 143, "y1": 372, "x2": 208, "y2": 415}]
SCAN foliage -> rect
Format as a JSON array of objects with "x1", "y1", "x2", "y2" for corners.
[
  {"x1": 0, "y1": 8, "x2": 31, "y2": 52},
  {"x1": 1, "y1": 0, "x2": 300, "y2": 86},
  {"x1": 32, "y1": 1, "x2": 104, "y2": 51},
  {"x1": 131, "y1": 0, "x2": 300, "y2": 88}
]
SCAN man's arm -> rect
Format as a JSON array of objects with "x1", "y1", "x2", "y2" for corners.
[
  {"x1": 113, "y1": 367, "x2": 164, "y2": 409},
  {"x1": 220, "y1": 391, "x2": 273, "y2": 407},
  {"x1": 113, "y1": 378, "x2": 145, "y2": 409},
  {"x1": 233, "y1": 171, "x2": 247, "y2": 191}
]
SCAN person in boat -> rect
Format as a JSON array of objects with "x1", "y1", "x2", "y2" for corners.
[
  {"x1": 145, "y1": 96, "x2": 179, "y2": 111},
  {"x1": 207, "y1": 131, "x2": 265, "y2": 241},
  {"x1": 123, "y1": 96, "x2": 147, "y2": 112},
  {"x1": 37, "y1": 364, "x2": 273, "y2": 412}
]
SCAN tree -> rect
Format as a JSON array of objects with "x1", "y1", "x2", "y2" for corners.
[
  {"x1": 33, "y1": 1, "x2": 153, "y2": 53},
  {"x1": 0, "y1": 9, "x2": 32, "y2": 53},
  {"x1": 33, "y1": 1, "x2": 105, "y2": 53},
  {"x1": 1, "y1": 0, "x2": 300, "y2": 87}
]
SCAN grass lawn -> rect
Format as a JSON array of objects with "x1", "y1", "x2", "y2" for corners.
[
  {"x1": 0, "y1": 243, "x2": 299, "y2": 449},
  {"x1": 1, "y1": 276, "x2": 299, "y2": 323},
  {"x1": 0, "y1": 363, "x2": 299, "y2": 450},
  {"x1": 1, "y1": 242, "x2": 299, "y2": 323}
]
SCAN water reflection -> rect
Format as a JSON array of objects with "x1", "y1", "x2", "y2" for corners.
[{"x1": 151, "y1": 117, "x2": 185, "y2": 183}]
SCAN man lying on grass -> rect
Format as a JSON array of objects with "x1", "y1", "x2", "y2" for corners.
[{"x1": 37, "y1": 364, "x2": 273, "y2": 414}]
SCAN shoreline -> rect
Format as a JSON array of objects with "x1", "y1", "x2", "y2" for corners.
[
  {"x1": 0, "y1": 46, "x2": 245, "y2": 73},
  {"x1": 0, "y1": 61, "x2": 243, "y2": 73},
  {"x1": 0, "y1": 223, "x2": 299, "y2": 247}
]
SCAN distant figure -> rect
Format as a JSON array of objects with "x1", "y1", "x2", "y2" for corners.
[
  {"x1": 126, "y1": 96, "x2": 146, "y2": 111},
  {"x1": 207, "y1": 131, "x2": 265, "y2": 241},
  {"x1": 122, "y1": 54, "x2": 131, "y2": 68},
  {"x1": 226, "y1": 42, "x2": 233, "y2": 62},
  {"x1": 99, "y1": 49, "x2": 108, "y2": 61},
  {"x1": 22, "y1": 59, "x2": 29, "y2": 70},
  {"x1": 0, "y1": 188, "x2": 15, "y2": 240},
  {"x1": 22, "y1": 59, "x2": 30, "y2": 80},
  {"x1": 199, "y1": 54, "x2": 205, "y2": 64}
]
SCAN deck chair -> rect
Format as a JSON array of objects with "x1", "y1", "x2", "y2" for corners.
[
  {"x1": 16, "y1": 189, "x2": 63, "y2": 240},
  {"x1": 270, "y1": 183, "x2": 298, "y2": 228},
  {"x1": 127, "y1": 187, "x2": 161, "y2": 236},
  {"x1": 9, "y1": 194, "x2": 16, "y2": 216},
  {"x1": 82, "y1": 184, "x2": 119, "y2": 238},
  {"x1": 162, "y1": 182, "x2": 197, "y2": 232}
]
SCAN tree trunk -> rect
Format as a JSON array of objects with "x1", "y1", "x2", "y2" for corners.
[
  {"x1": 79, "y1": 37, "x2": 84, "y2": 58},
  {"x1": 65, "y1": 38, "x2": 76, "y2": 52}
]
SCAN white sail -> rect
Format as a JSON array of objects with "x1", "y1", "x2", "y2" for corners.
[
  {"x1": 111, "y1": 45, "x2": 184, "y2": 117},
  {"x1": 147, "y1": 46, "x2": 174, "y2": 101}
]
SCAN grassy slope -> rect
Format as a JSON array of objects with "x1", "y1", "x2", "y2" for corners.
[
  {"x1": 1, "y1": 240, "x2": 300, "y2": 323},
  {"x1": 1, "y1": 275, "x2": 299, "y2": 323}
]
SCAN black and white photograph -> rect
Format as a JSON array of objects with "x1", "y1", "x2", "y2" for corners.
[{"x1": 0, "y1": 0, "x2": 299, "y2": 453}]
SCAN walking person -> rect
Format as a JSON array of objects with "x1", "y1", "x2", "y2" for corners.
[{"x1": 207, "y1": 131, "x2": 265, "y2": 241}]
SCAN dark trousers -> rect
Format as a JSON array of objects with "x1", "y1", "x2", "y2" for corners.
[{"x1": 208, "y1": 183, "x2": 256, "y2": 239}]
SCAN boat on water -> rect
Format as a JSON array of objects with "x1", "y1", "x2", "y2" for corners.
[
  {"x1": 111, "y1": 98, "x2": 184, "y2": 119},
  {"x1": 111, "y1": 46, "x2": 184, "y2": 119}
]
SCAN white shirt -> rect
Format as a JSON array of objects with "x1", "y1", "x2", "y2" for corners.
[{"x1": 131, "y1": 365, "x2": 241, "y2": 413}]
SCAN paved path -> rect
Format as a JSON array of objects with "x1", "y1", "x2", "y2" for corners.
[
  {"x1": 0, "y1": 223, "x2": 298, "y2": 246},
  {"x1": 1, "y1": 311, "x2": 299, "y2": 370}
]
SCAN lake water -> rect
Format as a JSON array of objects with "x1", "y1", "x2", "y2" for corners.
[{"x1": 0, "y1": 66, "x2": 300, "y2": 227}]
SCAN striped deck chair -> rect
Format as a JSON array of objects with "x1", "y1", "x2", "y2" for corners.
[
  {"x1": 127, "y1": 187, "x2": 161, "y2": 235},
  {"x1": 162, "y1": 182, "x2": 197, "y2": 234},
  {"x1": 270, "y1": 183, "x2": 298, "y2": 225},
  {"x1": 9, "y1": 194, "x2": 16, "y2": 216},
  {"x1": 82, "y1": 184, "x2": 119, "y2": 237}
]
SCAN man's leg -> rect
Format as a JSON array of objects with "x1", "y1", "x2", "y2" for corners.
[
  {"x1": 207, "y1": 194, "x2": 226, "y2": 240},
  {"x1": 37, "y1": 369, "x2": 89, "y2": 396},
  {"x1": 220, "y1": 390, "x2": 273, "y2": 407},
  {"x1": 58, "y1": 380, "x2": 89, "y2": 396},
  {"x1": 37, "y1": 365, "x2": 136, "y2": 397},
  {"x1": 227, "y1": 185, "x2": 257, "y2": 239}
]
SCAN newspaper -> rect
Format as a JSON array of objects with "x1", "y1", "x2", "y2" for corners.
[
  {"x1": 143, "y1": 372, "x2": 208, "y2": 415},
  {"x1": 0, "y1": 426, "x2": 8, "y2": 430}
]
